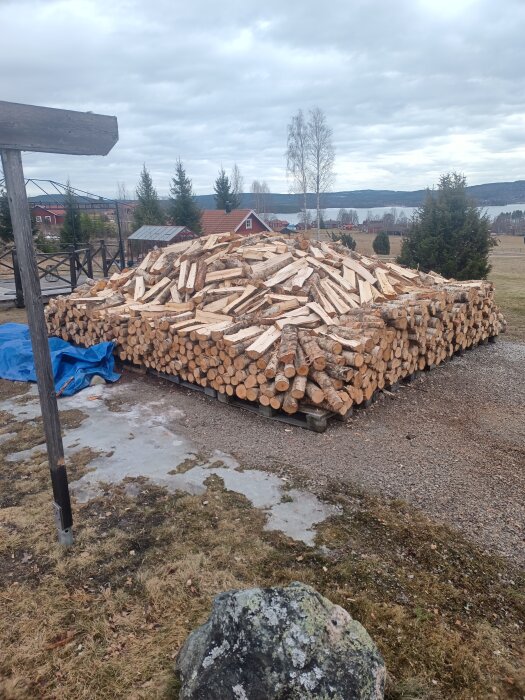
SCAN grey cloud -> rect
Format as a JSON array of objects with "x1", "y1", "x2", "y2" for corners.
[{"x1": 1, "y1": 0, "x2": 524, "y2": 197}]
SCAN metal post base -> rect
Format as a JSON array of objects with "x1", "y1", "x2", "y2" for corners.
[
  {"x1": 53, "y1": 501, "x2": 73, "y2": 546},
  {"x1": 57, "y1": 527, "x2": 74, "y2": 546}
]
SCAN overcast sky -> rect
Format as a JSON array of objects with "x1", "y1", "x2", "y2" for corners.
[{"x1": 1, "y1": 0, "x2": 524, "y2": 198}]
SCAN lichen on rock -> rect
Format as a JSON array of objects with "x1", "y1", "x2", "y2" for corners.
[{"x1": 174, "y1": 581, "x2": 385, "y2": 699}]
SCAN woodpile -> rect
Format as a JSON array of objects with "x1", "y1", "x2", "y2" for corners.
[{"x1": 45, "y1": 232, "x2": 505, "y2": 417}]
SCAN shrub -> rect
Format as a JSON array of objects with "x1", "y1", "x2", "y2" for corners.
[
  {"x1": 329, "y1": 231, "x2": 356, "y2": 251},
  {"x1": 372, "y1": 231, "x2": 390, "y2": 255}
]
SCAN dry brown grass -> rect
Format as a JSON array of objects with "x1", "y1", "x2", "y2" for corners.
[
  {"x1": 0, "y1": 306, "x2": 27, "y2": 325},
  {"x1": 490, "y1": 237, "x2": 525, "y2": 341},
  {"x1": 0, "y1": 378, "x2": 524, "y2": 700}
]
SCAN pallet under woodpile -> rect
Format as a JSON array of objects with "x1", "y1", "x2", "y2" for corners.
[{"x1": 45, "y1": 232, "x2": 506, "y2": 429}]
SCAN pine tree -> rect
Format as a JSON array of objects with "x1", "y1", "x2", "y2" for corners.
[
  {"x1": 60, "y1": 185, "x2": 88, "y2": 248},
  {"x1": 132, "y1": 164, "x2": 165, "y2": 230},
  {"x1": 398, "y1": 173, "x2": 494, "y2": 279},
  {"x1": 214, "y1": 168, "x2": 234, "y2": 211},
  {"x1": 372, "y1": 231, "x2": 390, "y2": 255},
  {"x1": 169, "y1": 159, "x2": 202, "y2": 233},
  {"x1": 0, "y1": 188, "x2": 13, "y2": 243}
]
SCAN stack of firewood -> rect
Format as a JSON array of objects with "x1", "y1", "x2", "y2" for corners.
[{"x1": 45, "y1": 232, "x2": 505, "y2": 415}]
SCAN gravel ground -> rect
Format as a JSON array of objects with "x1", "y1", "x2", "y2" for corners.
[{"x1": 128, "y1": 339, "x2": 524, "y2": 565}]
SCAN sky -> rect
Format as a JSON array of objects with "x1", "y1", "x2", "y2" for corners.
[{"x1": 1, "y1": 0, "x2": 524, "y2": 198}]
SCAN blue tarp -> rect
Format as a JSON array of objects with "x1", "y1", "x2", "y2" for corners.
[{"x1": 0, "y1": 323, "x2": 120, "y2": 396}]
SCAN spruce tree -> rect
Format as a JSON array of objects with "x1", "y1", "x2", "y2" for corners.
[
  {"x1": 372, "y1": 231, "x2": 390, "y2": 255},
  {"x1": 60, "y1": 185, "x2": 88, "y2": 247},
  {"x1": 169, "y1": 159, "x2": 202, "y2": 233},
  {"x1": 132, "y1": 164, "x2": 166, "y2": 230},
  {"x1": 398, "y1": 173, "x2": 494, "y2": 279},
  {"x1": 214, "y1": 168, "x2": 234, "y2": 210}
]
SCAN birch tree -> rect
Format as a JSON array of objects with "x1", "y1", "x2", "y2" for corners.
[
  {"x1": 251, "y1": 179, "x2": 270, "y2": 218},
  {"x1": 306, "y1": 107, "x2": 335, "y2": 235},
  {"x1": 286, "y1": 110, "x2": 310, "y2": 229},
  {"x1": 260, "y1": 181, "x2": 270, "y2": 219},
  {"x1": 230, "y1": 164, "x2": 243, "y2": 209},
  {"x1": 251, "y1": 180, "x2": 261, "y2": 213}
]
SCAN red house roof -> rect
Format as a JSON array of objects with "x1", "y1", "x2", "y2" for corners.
[
  {"x1": 200, "y1": 209, "x2": 272, "y2": 236},
  {"x1": 31, "y1": 206, "x2": 65, "y2": 216}
]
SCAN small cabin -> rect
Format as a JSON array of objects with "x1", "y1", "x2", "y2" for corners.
[{"x1": 127, "y1": 225, "x2": 197, "y2": 258}]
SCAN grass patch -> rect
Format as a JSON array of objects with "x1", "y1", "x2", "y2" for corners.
[
  {"x1": 0, "y1": 377, "x2": 523, "y2": 699},
  {"x1": 490, "y1": 252, "x2": 525, "y2": 342},
  {"x1": 0, "y1": 306, "x2": 27, "y2": 325}
]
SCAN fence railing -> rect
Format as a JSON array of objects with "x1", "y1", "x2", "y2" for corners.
[{"x1": 0, "y1": 239, "x2": 123, "y2": 308}]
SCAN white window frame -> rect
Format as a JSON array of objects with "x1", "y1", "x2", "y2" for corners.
[
  {"x1": 45, "y1": 216, "x2": 52, "y2": 223},
  {"x1": 35, "y1": 216, "x2": 42, "y2": 223},
  {"x1": 245, "y1": 218, "x2": 253, "y2": 230}
]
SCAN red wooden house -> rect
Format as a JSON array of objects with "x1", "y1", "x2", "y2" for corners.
[
  {"x1": 200, "y1": 209, "x2": 272, "y2": 237},
  {"x1": 31, "y1": 205, "x2": 65, "y2": 227},
  {"x1": 269, "y1": 218, "x2": 289, "y2": 231}
]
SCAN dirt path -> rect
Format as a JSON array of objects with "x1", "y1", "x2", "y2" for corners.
[{"x1": 140, "y1": 339, "x2": 525, "y2": 565}]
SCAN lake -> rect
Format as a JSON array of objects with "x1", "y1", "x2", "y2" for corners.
[{"x1": 274, "y1": 204, "x2": 525, "y2": 225}]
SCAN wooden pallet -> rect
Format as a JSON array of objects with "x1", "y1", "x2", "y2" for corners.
[
  {"x1": 115, "y1": 339, "x2": 496, "y2": 433},
  {"x1": 216, "y1": 392, "x2": 342, "y2": 433},
  {"x1": 146, "y1": 367, "x2": 339, "y2": 432}
]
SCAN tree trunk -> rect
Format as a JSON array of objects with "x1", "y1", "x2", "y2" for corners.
[{"x1": 316, "y1": 185, "x2": 320, "y2": 239}]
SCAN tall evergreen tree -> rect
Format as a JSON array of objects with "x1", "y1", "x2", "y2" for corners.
[
  {"x1": 214, "y1": 168, "x2": 234, "y2": 211},
  {"x1": 60, "y1": 184, "x2": 88, "y2": 248},
  {"x1": 132, "y1": 164, "x2": 165, "y2": 230},
  {"x1": 398, "y1": 173, "x2": 494, "y2": 280},
  {"x1": 0, "y1": 188, "x2": 13, "y2": 243},
  {"x1": 169, "y1": 160, "x2": 202, "y2": 233}
]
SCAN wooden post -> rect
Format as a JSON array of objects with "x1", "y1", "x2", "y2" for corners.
[
  {"x1": 0, "y1": 99, "x2": 118, "y2": 546},
  {"x1": 100, "y1": 238, "x2": 108, "y2": 277},
  {"x1": 86, "y1": 246, "x2": 93, "y2": 279},
  {"x1": 114, "y1": 202, "x2": 125, "y2": 270},
  {"x1": 1, "y1": 149, "x2": 73, "y2": 544},
  {"x1": 68, "y1": 245, "x2": 78, "y2": 289}
]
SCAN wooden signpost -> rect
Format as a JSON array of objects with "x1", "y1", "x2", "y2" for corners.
[{"x1": 0, "y1": 101, "x2": 118, "y2": 545}]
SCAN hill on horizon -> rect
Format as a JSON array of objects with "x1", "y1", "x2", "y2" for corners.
[{"x1": 27, "y1": 179, "x2": 525, "y2": 213}]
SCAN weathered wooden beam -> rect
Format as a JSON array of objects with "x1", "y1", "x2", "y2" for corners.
[{"x1": 0, "y1": 101, "x2": 118, "y2": 155}]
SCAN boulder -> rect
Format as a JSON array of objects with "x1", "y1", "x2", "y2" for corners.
[{"x1": 175, "y1": 581, "x2": 385, "y2": 699}]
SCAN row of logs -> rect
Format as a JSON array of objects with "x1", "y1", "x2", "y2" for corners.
[{"x1": 45, "y1": 282, "x2": 504, "y2": 416}]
